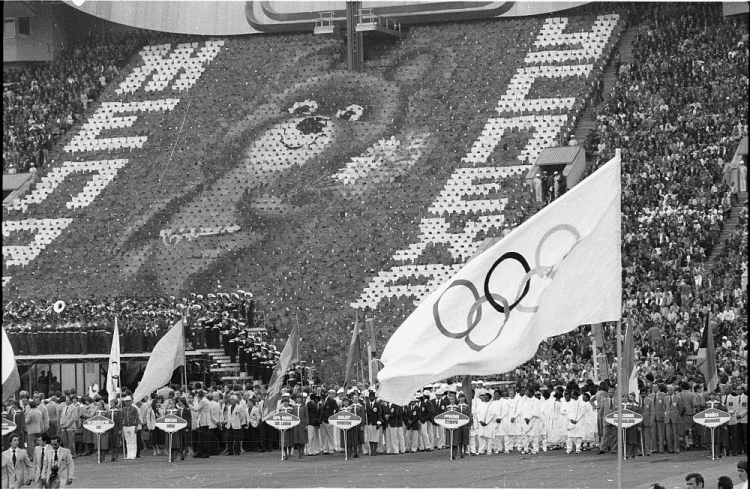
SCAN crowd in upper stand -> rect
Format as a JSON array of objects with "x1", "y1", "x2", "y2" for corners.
[
  {"x1": 2, "y1": 32, "x2": 153, "y2": 174},
  {"x1": 2, "y1": 4, "x2": 747, "y2": 394}
]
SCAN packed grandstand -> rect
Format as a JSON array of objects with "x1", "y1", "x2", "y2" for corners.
[{"x1": 2, "y1": 1, "x2": 747, "y2": 405}]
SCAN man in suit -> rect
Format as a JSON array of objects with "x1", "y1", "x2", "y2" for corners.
[
  {"x1": 318, "y1": 389, "x2": 339, "y2": 455},
  {"x1": 679, "y1": 382, "x2": 695, "y2": 451},
  {"x1": 24, "y1": 402, "x2": 44, "y2": 463},
  {"x1": 640, "y1": 387, "x2": 656, "y2": 456},
  {"x1": 597, "y1": 387, "x2": 617, "y2": 454},
  {"x1": 652, "y1": 383, "x2": 668, "y2": 453},
  {"x1": 31, "y1": 433, "x2": 52, "y2": 489},
  {"x1": 1, "y1": 434, "x2": 33, "y2": 488},
  {"x1": 664, "y1": 384, "x2": 684, "y2": 454},
  {"x1": 42, "y1": 436, "x2": 73, "y2": 489},
  {"x1": 223, "y1": 395, "x2": 246, "y2": 456},
  {"x1": 57, "y1": 397, "x2": 78, "y2": 460}
]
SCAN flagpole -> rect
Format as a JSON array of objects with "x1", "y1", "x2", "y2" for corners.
[
  {"x1": 181, "y1": 311, "x2": 191, "y2": 460},
  {"x1": 616, "y1": 319, "x2": 623, "y2": 489}
]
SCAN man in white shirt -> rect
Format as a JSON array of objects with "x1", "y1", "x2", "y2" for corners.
[
  {"x1": 474, "y1": 393, "x2": 493, "y2": 455},
  {"x1": 505, "y1": 386, "x2": 523, "y2": 453},
  {"x1": 488, "y1": 390, "x2": 506, "y2": 454}
]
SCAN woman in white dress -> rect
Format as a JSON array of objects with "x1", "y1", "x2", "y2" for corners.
[
  {"x1": 547, "y1": 391, "x2": 567, "y2": 449},
  {"x1": 580, "y1": 392, "x2": 598, "y2": 449}
]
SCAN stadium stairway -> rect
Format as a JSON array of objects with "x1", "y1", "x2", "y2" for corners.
[
  {"x1": 572, "y1": 25, "x2": 638, "y2": 171},
  {"x1": 202, "y1": 349, "x2": 246, "y2": 382},
  {"x1": 705, "y1": 191, "x2": 748, "y2": 267}
]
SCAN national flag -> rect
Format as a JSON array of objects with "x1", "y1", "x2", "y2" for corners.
[
  {"x1": 696, "y1": 315, "x2": 718, "y2": 393},
  {"x1": 344, "y1": 322, "x2": 362, "y2": 386},
  {"x1": 377, "y1": 151, "x2": 622, "y2": 405},
  {"x1": 262, "y1": 322, "x2": 300, "y2": 419},
  {"x1": 132, "y1": 319, "x2": 186, "y2": 402},
  {"x1": 2, "y1": 327, "x2": 21, "y2": 403},
  {"x1": 622, "y1": 318, "x2": 638, "y2": 402},
  {"x1": 105, "y1": 317, "x2": 122, "y2": 403}
]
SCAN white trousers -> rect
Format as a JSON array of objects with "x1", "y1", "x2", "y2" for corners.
[
  {"x1": 319, "y1": 423, "x2": 335, "y2": 454},
  {"x1": 418, "y1": 422, "x2": 433, "y2": 450},
  {"x1": 123, "y1": 426, "x2": 137, "y2": 459},
  {"x1": 405, "y1": 429, "x2": 419, "y2": 452},
  {"x1": 385, "y1": 426, "x2": 405, "y2": 453},
  {"x1": 306, "y1": 426, "x2": 320, "y2": 454},
  {"x1": 566, "y1": 436, "x2": 582, "y2": 453}
]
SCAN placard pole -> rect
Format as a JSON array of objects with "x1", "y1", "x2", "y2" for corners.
[
  {"x1": 344, "y1": 429, "x2": 348, "y2": 461},
  {"x1": 280, "y1": 429, "x2": 284, "y2": 461},
  {"x1": 168, "y1": 432, "x2": 173, "y2": 463},
  {"x1": 711, "y1": 427, "x2": 715, "y2": 460},
  {"x1": 449, "y1": 429, "x2": 454, "y2": 460},
  {"x1": 97, "y1": 433, "x2": 101, "y2": 464}
]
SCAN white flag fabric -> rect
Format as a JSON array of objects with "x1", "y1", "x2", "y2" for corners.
[
  {"x1": 105, "y1": 318, "x2": 122, "y2": 403},
  {"x1": 132, "y1": 319, "x2": 185, "y2": 403},
  {"x1": 2, "y1": 327, "x2": 21, "y2": 403},
  {"x1": 378, "y1": 151, "x2": 622, "y2": 405}
]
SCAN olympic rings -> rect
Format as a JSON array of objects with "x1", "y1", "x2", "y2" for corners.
[
  {"x1": 431, "y1": 225, "x2": 582, "y2": 351},
  {"x1": 484, "y1": 252, "x2": 531, "y2": 315}
]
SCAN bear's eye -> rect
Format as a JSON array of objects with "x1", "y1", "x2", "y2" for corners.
[
  {"x1": 289, "y1": 99, "x2": 319, "y2": 115},
  {"x1": 336, "y1": 104, "x2": 364, "y2": 121}
]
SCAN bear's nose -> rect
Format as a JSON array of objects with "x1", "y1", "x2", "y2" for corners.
[{"x1": 296, "y1": 116, "x2": 326, "y2": 135}]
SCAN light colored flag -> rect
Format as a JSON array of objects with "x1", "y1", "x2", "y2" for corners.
[
  {"x1": 262, "y1": 322, "x2": 300, "y2": 420},
  {"x1": 696, "y1": 315, "x2": 718, "y2": 393},
  {"x1": 622, "y1": 319, "x2": 638, "y2": 402},
  {"x1": 377, "y1": 151, "x2": 622, "y2": 405},
  {"x1": 132, "y1": 319, "x2": 186, "y2": 402},
  {"x1": 344, "y1": 322, "x2": 362, "y2": 385},
  {"x1": 105, "y1": 318, "x2": 122, "y2": 403},
  {"x1": 2, "y1": 327, "x2": 21, "y2": 403}
]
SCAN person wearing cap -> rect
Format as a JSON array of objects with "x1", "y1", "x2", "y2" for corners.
[
  {"x1": 475, "y1": 392, "x2": 493, "y2": 455},
  {"x1": 364, "y1": 391, "x2": 383, "y2": 455},
  {"x1": 417, "y1": 389, "x2": 434, "y2": 452},
  {"x1": 433, "y1": 387, "x2": 449, "y2": 450},
  {"x1": 120, "y1": 396, "x2": 141, "y2": 460},
  {"x1": 319, "y1": 389, "x2": 338, "y2": 455},
  {"x1": 404, "y1": 394, "x2": 421, "y2": 453}
]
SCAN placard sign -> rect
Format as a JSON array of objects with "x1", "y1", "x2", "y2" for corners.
[
  {"x1": 1, "y1": 420, "x2": 17, "y2": 436},
  {"x1": 693, "y1": 408, "x2": 730, "y2": 428},
  {"x1": 434, "y1": 411, "x2": 471, "y2": 429},
  {"x1": 83, "y1": 415, "x2": 115, "y2": 434},
  {"x1": 328, "y1": 411, "x2": 362, "y2": 429},
  {"x1": 266, "y1": 413, "x2": 300, "y2": 430},
  {"x1": 605, "y1": 409, "x2": 643, "y2": 427},
  {"x1": 155, "y1": 415, "x2": 188, "y2": 433}
]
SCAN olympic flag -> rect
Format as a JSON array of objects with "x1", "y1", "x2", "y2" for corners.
[
  {"x1": 2, "y1": 327, "x2": 21, "y2": 403},
  {"x1": 377, "y1": 152, "x2": 622, "y2": 405},
  {"x1": 106, "y1": 317, "x2": 121, "y2": 403}
]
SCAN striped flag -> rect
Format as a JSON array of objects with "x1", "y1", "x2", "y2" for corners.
[
  {"x1": 696, "y1": 315, "x2": 718, "y2": 393},
  {"x1": 105, "y1": 317, "x2": 122, "y2": 403},
  {"x1": 343, "y1": 322, "x2": 362, "y2": 386},
  {"x1": 262, "y1": 322, "x2": 299, "y2": 420},
  {"x1": 132, "y1": 319, "x2": 186, "y2": 402},
  {"x1": 622, "y1": 319, "x2": 638, "y2": 401},
  {"x1": 2, "y1": 327, "x2": 21, "y2": 403}
]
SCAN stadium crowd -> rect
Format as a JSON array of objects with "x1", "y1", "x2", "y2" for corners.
[{"x1": 1, "y1": 32, "x2": 154, "y2": 174}]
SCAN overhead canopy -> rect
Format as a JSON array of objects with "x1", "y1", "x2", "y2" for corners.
[{"x1": 62, "y1": 1, "x2": 589, "y2": 36}]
